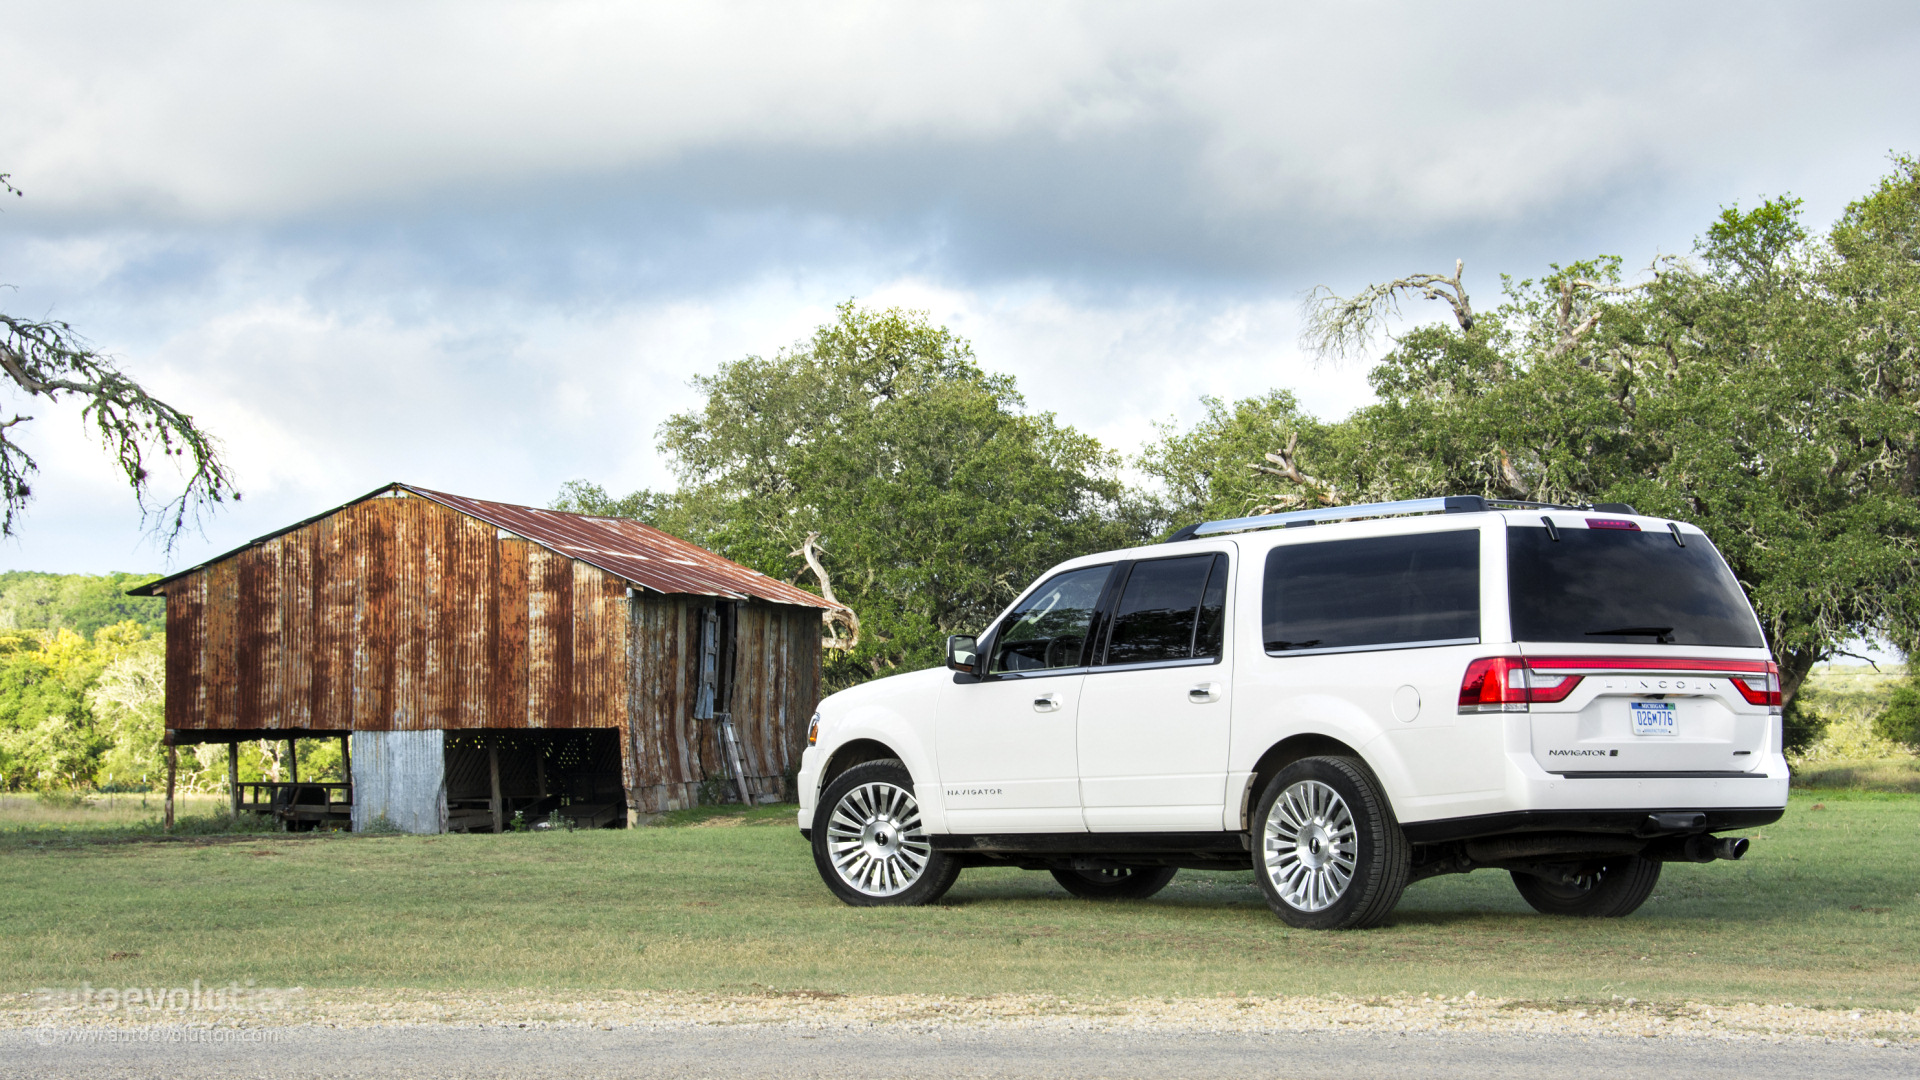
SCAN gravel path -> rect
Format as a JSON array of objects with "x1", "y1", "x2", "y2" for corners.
[
  {"x1": 2, "y1": 1023, "x2": 1915, "y2": 1080},
  {"x1": 4, "y1": 989, "x2": 1914, "y2": 1079}
]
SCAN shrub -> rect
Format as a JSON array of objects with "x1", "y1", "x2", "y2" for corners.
[
  {"x1": 1783, "y1": 693, "x2": 1829, "y2": 753},
  {"x1": 1875, "y1": 679, "x2": 1920, "y2": 750}
]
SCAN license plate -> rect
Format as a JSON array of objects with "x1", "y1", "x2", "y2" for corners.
[{"x1": 1630, "y1": 701, "x2": 1677, "y2": 736}]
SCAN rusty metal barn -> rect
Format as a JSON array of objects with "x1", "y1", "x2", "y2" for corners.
[{"x1": 131, "y1": 483, "x2": 837, "y2": 833}]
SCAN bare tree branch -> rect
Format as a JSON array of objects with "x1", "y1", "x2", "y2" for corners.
[
  {"x1": 1301, "y1": 259, "x2": 1475, "y2": 362},
  {"x1": 1247, "y1": 430, "x2": 1340, "y2": 513},
  {"x1": 1545, "y1": 257, "x2": 1682, "y2": 359},
  {"x1": 791, "y1": 531, "x2": 861, "y2": 651}
]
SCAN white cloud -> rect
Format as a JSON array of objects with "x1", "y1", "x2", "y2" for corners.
[
  {"x1": 1, "y1": 2, "x2": 1917, "y2": 575},
  {"x1": 3, "y1": 3, "x2": 1914, "y2": 234}
]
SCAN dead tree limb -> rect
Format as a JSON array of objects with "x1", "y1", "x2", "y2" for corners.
[
  {"x1": 1301, "y1": 259, "x2": 1475, "y2": 362},
  {"x1": 791, "y1": 532, "x2": 861, "y2": 651},
  {"x1": 1247, "y1": 431, "x2": 1340, "y2": 513},
  {"x1": 1545, "y1": 257, "x2": 1680, "y2": 360}
]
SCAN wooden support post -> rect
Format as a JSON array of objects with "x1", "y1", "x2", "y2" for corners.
[
  {"x1": 164, "y1": 745, "x2": 177, "y2": 833},
  {"x1": 228, "y1": 742, "x2": 240, "y2": 818},
  {"x1": 489, "y1": 741, "x2": 503, "y2": 833},
  {"x1": 536, "y1": 751, "x2": 547, "y2": 799},
  {"x1": 287, "y1": 738, "x2": 299, "y2": 784},
  {"x1": 339, "y1": 735, "x2": 352, "y2": 808}
]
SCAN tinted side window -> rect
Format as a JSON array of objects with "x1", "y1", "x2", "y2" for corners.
[
  {"x1": 1262, "y1": 531, "x2": 1480, "y2": 653},
  {"x1": 991, "y1": 565, "x2": 1112, "y2": 673},
  {"x1": 1103, "y1": 554, "x2": 1228, "y2": 665}
]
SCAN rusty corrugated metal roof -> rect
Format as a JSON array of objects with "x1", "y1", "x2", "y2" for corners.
[
  {"x1": 402, "y1": 485, "x2": 838, "y2": 609},
  {"x1": 132, "y1": 482, "x2": 841, "y2": 610}
]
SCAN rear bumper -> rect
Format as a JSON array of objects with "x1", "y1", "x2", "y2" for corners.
[{"x1": 1402, "y1": 805, "x2": 1784, "y2": 845}]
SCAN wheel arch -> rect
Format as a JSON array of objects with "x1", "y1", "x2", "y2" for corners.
[
  {"x1": 1239, "y1": 733, "x2": 1376, "y2": 830},
  {"x1": 819, "y1": 739, "x2": 902, "y2": 792}
]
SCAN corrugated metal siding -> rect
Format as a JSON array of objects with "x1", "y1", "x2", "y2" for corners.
[
  {"x1": 158, "y1": 488, "x2": 821, "y2": 816},
  {"x1": 350, "y1": 729, "x2": 447, "y2": 834}
]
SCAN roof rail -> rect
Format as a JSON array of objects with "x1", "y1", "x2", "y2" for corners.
[{"x1": 1167, "y1": 495, "x2": 1623, "y2": 541}]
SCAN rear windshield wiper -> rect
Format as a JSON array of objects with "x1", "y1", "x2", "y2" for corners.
[{"x1": 1585, "y1": 626, "x2": 1675, "y2": 643}]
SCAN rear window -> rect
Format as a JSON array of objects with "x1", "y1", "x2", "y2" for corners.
[
  {"x1": 1506, "y1": 525, "x2": 1764, "y2": 648},
  {"x1": 1262, "y1": 530, "x2": 1481, "y2": 654}
]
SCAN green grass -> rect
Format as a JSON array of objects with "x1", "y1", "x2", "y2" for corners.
[
  {"x1": 1, "y1": 793, "x2": 1914, "y2": 1009},
  {"x1": 0, "y1": 793, "x2": 276, "y2": 843},
  {"x1": 1793, "y1": 757, "x2": 1920, "y2": 793}
]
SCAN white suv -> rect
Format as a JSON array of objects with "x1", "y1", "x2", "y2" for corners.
[{"x1": 797, "y1": 496, "x2": 1787, "y2": 929}]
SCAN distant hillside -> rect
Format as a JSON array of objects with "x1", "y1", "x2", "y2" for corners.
[{"x1": 0, "y1": 572, "x2": 165, "y2": 638}]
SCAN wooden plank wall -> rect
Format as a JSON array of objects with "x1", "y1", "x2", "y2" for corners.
[
  {"x1": 162, "y1": 493, "x2": 632, "y2": 736},
  {"x1": 732, "y1": 602, "x2": 822, "y2": 794},
  {"x1": 622, "y1": 596, "x2": 822, "y2": 814}
]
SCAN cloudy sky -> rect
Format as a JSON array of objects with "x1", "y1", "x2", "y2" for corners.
[{"x1": 3, "y1": 1, "x2": 1918, "y2": 574}]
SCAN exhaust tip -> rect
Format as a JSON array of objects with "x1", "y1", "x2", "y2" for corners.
[{"x1": 1714, "y1": 836, "x2": 1750, "y2": 861}]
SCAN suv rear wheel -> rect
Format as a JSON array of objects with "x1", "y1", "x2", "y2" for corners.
[
  {"x1": 1510, "y1": 856, "x2": 1661, "y2": 917},
  {"x1": 812, "y1": 759, "x2": 962, "y2": 907},
  {"x1": 1253, "y1": 756, "x2": 1409, "y2": 930},
  {"x1": 1050, "y1": 865, "x2": 1177, "y2": 900}
]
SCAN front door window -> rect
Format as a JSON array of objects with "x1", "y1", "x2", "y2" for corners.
[{"x1": 991, "y1": 565, "x2": 1110, "y2": 673}]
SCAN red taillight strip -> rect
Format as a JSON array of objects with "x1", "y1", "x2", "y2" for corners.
[{"x1": 1458, "y1": 655, "x2": 1780, "y2": 710}]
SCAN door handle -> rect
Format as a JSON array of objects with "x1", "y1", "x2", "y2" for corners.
[
  {"x1": 1033, "y1": 694, "x2": 1060, "y2": 713},
  {"x1": 1188, "y1": 683, "x2": 1221, "y2": 704}
]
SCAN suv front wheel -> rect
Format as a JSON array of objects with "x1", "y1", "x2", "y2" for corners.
[
  {"x1": 812, "y1": 759, "x2": 962, "y2": 907},
  {"x1": 1252, "y1": 756, "x2": 1410, "y2": 930}
]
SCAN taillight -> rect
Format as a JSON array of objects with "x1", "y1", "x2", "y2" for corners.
[
  {"x1": 1732, "y1": 662, "x2": 1782, "y2": 710},
  {"x1": 1458, "y1": 657, "x2": 1583, "y2": 712},
  {"x1": 1586, "y1": 517, "x2": 1641, "y2": 531}
]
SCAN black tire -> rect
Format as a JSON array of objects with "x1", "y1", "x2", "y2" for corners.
[
  {"x1": 1050, "y1": 865, "x2": 1178, "y2": 900},
  {"x1": 811, "y1": 759, "x2": 962, "y2": 907},
  {"x1": 1510, "y1": 856, "x2": 1661, "y2": 918},
  {"x1": 1251, "y1": 756, "x2": 1409, "y2": 930}
]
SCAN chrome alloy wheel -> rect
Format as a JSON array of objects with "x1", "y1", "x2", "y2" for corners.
[
  {"x1": 1262, "y1": 779, "x2": 1359, "y2": 912},
  {"x1": 825, "y1": 780, "x2": 932, "y2": 897}
]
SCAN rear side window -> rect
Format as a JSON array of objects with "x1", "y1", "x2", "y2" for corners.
[
  {"x1": 1263, "y1": 531, "x2": 1481, "y2": 654},
  {"x1": 1102, "y1": 554, "x2": 1229, "y2": 665},
  {"x1": 991, "y1": 565, "x2": 1112, "y2": 673},
  {"x1": 1507, "y1": 525, "x2": 1764, "y2": 647}
]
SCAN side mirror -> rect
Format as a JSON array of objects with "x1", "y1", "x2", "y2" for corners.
[{"x1": 946, "y1": 634, "x2": 980, "y2": 674}]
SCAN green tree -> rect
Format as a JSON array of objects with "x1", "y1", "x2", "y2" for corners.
[
  {"x1": 0, "y1": 571, "x2": 165, "y2": 637},
  {"x1": 573, "y1": 302, "x2": 1145, "y2": 688},
  {"x1": 1144, "y1": 156, "x2": 1920, "y2": 705},
  {"x1": 0, "y1": 622, "x2": 149, "y2": 789}
]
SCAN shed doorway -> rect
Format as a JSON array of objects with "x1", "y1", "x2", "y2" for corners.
[{"x1": 443, "y1": 730, "x2": 627, "y2": 832}]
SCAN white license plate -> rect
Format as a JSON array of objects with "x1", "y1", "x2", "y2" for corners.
[{"x1": 1630, "y1": 701, "x2": 1677, "y2": 736}]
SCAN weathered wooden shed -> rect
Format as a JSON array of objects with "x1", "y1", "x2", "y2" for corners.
[{"x1": 131, "y1": 483, "x2": 837, "y2": 832}]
